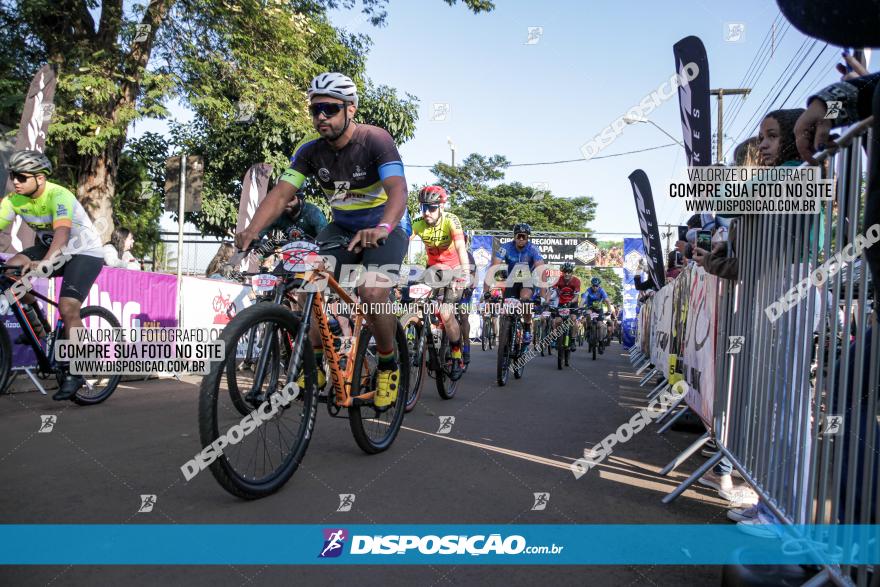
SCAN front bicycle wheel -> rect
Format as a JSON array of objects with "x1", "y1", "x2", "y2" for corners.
[
  {"x1": 348, "y1": 321, "x2": 409, "y2": 454},
  {"x1": 436, "y1": 332, "x2": 458, "y2": 400},
  {"x1": 496, "y1": 317, "x2": 511, "y2": 386},
  {"x1": 71, "y1": 306, "x2": 122, "y2": 406},
  {"x1": 400, "y1": 312, "x2": 425, "y2": 413},
  {"x1": 198, "y1": 303, "x2": 318, "y2": 499},
  {"x1": 557, "y1": 328, "x2": 565, "y2": 371}
]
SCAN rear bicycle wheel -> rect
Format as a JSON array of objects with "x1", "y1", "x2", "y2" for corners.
[
  {"x1": 591, "y1": 325, "x2": 598, "y2": 361},
  {"x1": 348, "y1": 321, "x2": 409, "y2": 454},
  {"x1": 400, "y1": 312, "x2": 425, "y2": 413},
  {"x1": 71, "y1": 306, "x2": 122, "y2": 406},
  {"x1": 198, "y1": 303, "x2": 318, "y2": 499}
]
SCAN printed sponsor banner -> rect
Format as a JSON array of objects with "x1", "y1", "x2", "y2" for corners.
[
  {"x1": 470, "y1": 235, "x2": 494, "y2": 305},
  {"x1": 55, "y1": 267, "x2": 179, "y2": 330},
  {"x1": 649, "y1": 283, "x2": 674, "y2": 370},
  {"x1": 0, "y1": 524, "x2": 874, "y2": 565},
  {"x1": 178, "y1": 276, "x2": 255, "y2": 356},
  {"x1": 681, "y1": 266, "x2": 718, "y2": 429},
  {"x1": 621, "y1": 238, "x2": 644, "y2": 347},
  {"x1": 236, "y1": 163, "x2": 273, "y2": 272},
  {"x1": 628, "y1": 170, "x2": 666, "y2": 289},
  {"x1": 529, "y1": 237, "x2": 622, "y2": 267},
  {"x1": 470, "y1": 235, "x2": 621, "y2": 270},
  {"x1": 672, "y1": 36, "x2": 711, "y2": 167}
]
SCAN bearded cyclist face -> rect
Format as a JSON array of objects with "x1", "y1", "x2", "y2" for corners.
[
  {"x1": 421, "y1": 203, "x2": 442, "y2": 225},
  {"x1": 310, "y1": 96, "x2": 354, "y2": 140},
  {"x1": 514, "y1": 232, "x2": 529, "y2": 250}
]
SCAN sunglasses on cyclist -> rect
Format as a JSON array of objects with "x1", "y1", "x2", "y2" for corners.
[
  {"x1": 309, "y1": 103, "x2": 346, "y2": 118},
  {"x1": 515, "y1": 233, "x2": 529, "y2": 240},
  {"x1": 421, "y1": 204, "x2": 440, "y2": 213},
  {"x1": 10, "y1": 172, "x2": 34, "y2": 183}
]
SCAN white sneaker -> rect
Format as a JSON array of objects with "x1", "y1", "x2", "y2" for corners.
[
  {"x1": 721, "y1": 485, "x2": 759, "y2": 507},
  {"x1": 698, "y1": 471, "x2": 733, "y2": 492},
  {"x1": 737, "y1": 511, "x2": 783, "y2": 539},
  {"x1": 727, "y1": 504, "x2": 759, "y2": 522}
]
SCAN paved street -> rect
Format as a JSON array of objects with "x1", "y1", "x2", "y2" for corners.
[{"x1": 1, "y1": 341, "x2": 730, "y2": 586}]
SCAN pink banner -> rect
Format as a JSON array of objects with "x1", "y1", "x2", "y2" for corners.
[{"x1": 53, "y1": 267, "x2": 178, "y2": 329}]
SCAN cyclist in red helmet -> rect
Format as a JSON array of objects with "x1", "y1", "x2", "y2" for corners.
[{"x1": 410, "y1": 185, "x2": 470, "y2": 380}]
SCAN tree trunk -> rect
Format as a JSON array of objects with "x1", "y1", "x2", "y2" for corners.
[
  {"x1": 77, "y1": 138, "x2": 124, "y2": 242},
  {"x1": 75, "y1": 0, "x2": 172, "y2": 242}
]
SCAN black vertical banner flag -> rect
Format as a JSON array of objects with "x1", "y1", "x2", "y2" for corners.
[
  {"x1": 628, "y1": 169, "x2": 665, "y2": 289},
  {"x1": 672, "y1": 36, "x2": 711, "y2": 166}
]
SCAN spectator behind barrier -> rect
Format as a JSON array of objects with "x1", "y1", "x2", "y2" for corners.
[
  {"x1": 795, "y1": 63, "x2": 880, "y2": 299},
  {"x1": 103, "y1": 227, "x2": 141, "y2": 270},
  {"x1": 206, "y1": 242, "x2": 236, "y2": 280}
]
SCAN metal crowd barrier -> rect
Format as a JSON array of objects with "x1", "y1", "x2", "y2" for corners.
[{"x1": 633, "y1": 118, "x2": 877, "y2": 586}]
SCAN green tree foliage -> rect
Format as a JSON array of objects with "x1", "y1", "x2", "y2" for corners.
[
  {"x1": 0, "y1": 0, "x2": 492, "y2": 242},
  {"x1": 422, "y1": 153, "x2": 596, "y2": 233}
]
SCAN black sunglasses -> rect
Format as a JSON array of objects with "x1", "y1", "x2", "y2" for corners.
[
  {"x1": 309, "y1": 103, "x2": 345, "y2": 118},
  {"x1": 515, "y1": 233, "x2": 529, "y2": 239},
  {"x1": 421, "y1": 204, "x2": 440, "y2": 213},
  {"x1": 10, "y1": 172, "x2": 34, "y2": 183}
]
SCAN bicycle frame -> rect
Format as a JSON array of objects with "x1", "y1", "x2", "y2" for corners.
[
  {"x1": 287, "y1": 268, "x2": 372, "y2": 408},
  {"x1": 0, "y1": 272, "x2": 61, "y2": 374}
]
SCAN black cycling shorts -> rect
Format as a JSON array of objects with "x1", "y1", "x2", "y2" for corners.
[
  {"x1": 20, "y1": 245, "x2": 104, "y2": 302},
  {"x1": 315, "y1": 222, "x2": 408, "y2": 284},
  {"x1": 503, "y1": 282, "x2": 535, "y2": 300}
]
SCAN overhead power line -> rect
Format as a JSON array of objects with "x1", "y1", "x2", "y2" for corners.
[{"x1": 406, "y1": 143, "x2": 679, "y2": 169}]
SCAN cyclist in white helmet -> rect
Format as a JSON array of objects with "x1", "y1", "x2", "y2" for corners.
[{"x1": 237, "y1": 72, "x2": 412, "y2": 409}]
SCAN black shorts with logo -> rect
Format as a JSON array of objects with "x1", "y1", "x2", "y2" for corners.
[
  {"x1": 20, "y1": 245, "x2": 104, "y2": 302},
  {"x1": 315, "y1": 222, "x2": 408, "y2": 284}
]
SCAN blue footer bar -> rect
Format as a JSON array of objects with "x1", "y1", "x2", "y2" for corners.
[{"x1": 1, "y1": 525, "x2": 877, "y2": 565}]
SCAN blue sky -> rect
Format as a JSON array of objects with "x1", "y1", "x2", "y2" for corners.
[{"x1": 133, "y1": 0, "x2": 862, "y2": 235}]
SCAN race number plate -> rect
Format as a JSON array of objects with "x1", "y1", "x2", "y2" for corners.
[{"x1": 251, "y1": 274, "x2": 279, "y2": 294}]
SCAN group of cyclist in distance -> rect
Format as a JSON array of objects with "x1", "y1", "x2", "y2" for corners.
[{"x1": 2, "y1": 70, "x2": 618, "y2": 408}]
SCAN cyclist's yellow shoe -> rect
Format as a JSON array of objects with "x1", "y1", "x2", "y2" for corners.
[
  {"x1": 296, "y1": 368, "x2": 326, "y2": 391},
  {"x1": 374, "y1": 368, "x2": 400, "y2": 408}
]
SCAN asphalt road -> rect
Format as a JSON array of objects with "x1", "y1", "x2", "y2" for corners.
[{"x1": 0, "y1": 340, "x2": 733, "y2": 586}]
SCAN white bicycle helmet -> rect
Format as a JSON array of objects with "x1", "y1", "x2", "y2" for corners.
[{"x1": 308, "y1": 72, "x2": 358, "y2": 107}]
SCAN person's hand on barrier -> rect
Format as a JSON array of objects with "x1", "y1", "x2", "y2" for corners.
[
  {"x1": 836, "y1": 52, "x2": 869, "y2": 81},
  {"x1": 795, "y1": 100, "x2": 835, "y2": 164},
  {"x1": 692, "y1": 247, "x2": 709, "y2": 268},
  {"x1": 710, "y1": 242, "x2": 727, "y2": 259}
]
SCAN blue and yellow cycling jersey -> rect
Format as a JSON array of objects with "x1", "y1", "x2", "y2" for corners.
[{"x1": 279, "y1": 124, "x2": 412, "y2": 234}]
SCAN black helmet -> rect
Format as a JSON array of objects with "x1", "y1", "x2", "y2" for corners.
[
  {"x1": 561, "y1": 261, "x2": 575, "y2": 273},
  {"x1": 9, "y1": 150, "x2": 52, "y2": 175},
  {"x1": 512, "y1": 222, "x2": 531, "y2": 235}
]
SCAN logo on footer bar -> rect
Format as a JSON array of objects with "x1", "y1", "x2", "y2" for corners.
[{"x1": 319, "y1": 528, "x2": 348, "y2": 558}]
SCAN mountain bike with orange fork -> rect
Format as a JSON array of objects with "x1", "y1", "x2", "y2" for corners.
[{"x1": 198, "y1": 234, "x2": 409, "y2": 499}]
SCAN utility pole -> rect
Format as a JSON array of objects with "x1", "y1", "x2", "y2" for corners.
[{"x1": 710, "y1": 88, "x2": 751, "y2": 164}]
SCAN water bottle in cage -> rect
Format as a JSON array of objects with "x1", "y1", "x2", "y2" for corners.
[
  {"x1": 22, "y1": 303, "x2": 49, "y2": 339},
  {"x1": 329, "y1": 317, "x2": 343, "y2": 351}
]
